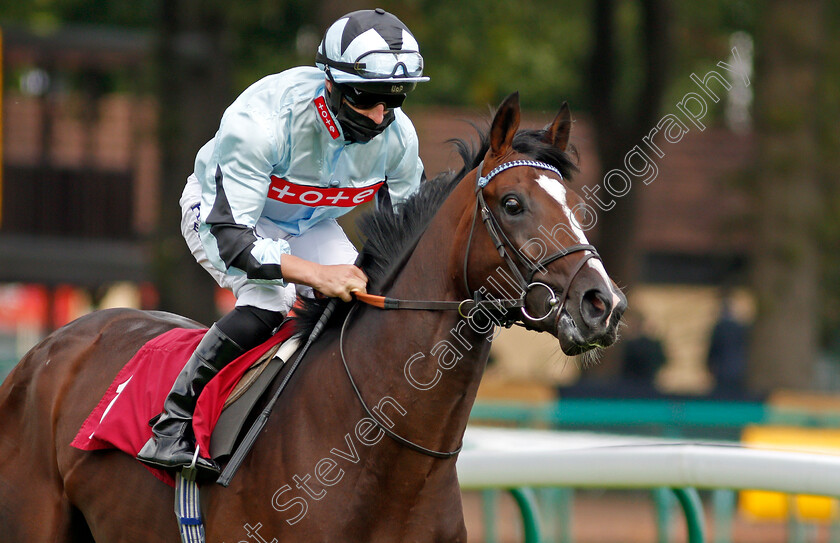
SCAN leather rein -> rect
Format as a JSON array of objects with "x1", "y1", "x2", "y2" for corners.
[{"x1": 341, "y1": 159, "x2": 602, "y2": 459}]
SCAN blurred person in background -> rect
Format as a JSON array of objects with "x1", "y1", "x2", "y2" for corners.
[
  {"x1": 707, "y1": 292, "x2": 749, "y2": 398},
  {"x1": 620, "y1": 311, "x2": 667, "y2": 395}
]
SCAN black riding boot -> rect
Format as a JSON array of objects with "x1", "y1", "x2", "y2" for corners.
[{"x1": 137, "y1": 324, "x2": 244, "y2": 475}]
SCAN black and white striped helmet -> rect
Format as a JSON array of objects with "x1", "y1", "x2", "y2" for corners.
[{"x1": 316, "y1": 8, "x2": 429, "y2": 94}]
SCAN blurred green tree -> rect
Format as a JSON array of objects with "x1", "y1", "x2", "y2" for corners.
[
  {"x1": 585, "y1": 0, "x2": 671, "y2": 294},
  {"x1": 378, "y1": 0, "x2": 589, "y2": 110},
  {"x1": 817, "y1": 3, "x2": 840, "y2": 375},
  {"x1": 747, "y1": 0, "x2": 827, "y2": 392},
  {"x1": 151, "y1": 0, "x2": 232, "y2": 325}
]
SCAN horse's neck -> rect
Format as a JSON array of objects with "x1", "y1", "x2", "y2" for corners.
[
  {"x1": 344, "y1": 177, "x2": 491, "y2": 453},
  {"x1": 219, "y1": 181, "x2": 487, "y2": 534}
]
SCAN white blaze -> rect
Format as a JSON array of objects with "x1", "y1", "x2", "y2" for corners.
[
  {"x1": 533, "y1": 174, "x2": 622, "y2": 314},
  {"x1": 534, "y1": 175, "x2": 587, "y2": 245}
]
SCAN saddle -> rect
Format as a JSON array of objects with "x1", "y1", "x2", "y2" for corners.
[{"x1": 209, "y1": 336, "x2": 300, "y2": 459}]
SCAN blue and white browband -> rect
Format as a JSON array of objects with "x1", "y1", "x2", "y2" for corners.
[{"x1": 477, "y1": 160, "x2": 564, "y2": 189}]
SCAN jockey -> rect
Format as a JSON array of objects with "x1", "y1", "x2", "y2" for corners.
[{"x1": 137, "y1": 8, "x2": 428, "y2": 475}]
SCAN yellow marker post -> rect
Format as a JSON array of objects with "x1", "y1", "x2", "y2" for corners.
[{"x1": 741, "y1": 425, "x2": 840, "y2": 522}]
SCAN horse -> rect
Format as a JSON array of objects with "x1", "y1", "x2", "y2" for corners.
[{"x1": 0, "y1": 92, "x2": 626, "y2": 542}]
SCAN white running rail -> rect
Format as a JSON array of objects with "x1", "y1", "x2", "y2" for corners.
[{"x1": 457, "y1": 427, "x2": 840, "y2": 496}]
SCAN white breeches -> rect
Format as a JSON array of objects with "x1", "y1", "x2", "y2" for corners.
[{"x1": 179, "y1": 174, "x2": 358, "y2": 314}]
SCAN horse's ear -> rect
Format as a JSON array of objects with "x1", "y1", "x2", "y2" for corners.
[
  {"x1": 543, "y1": 101, "x2": 571, "y2": 152},
  {"x1": 489, "y1": 92, "x2": 521, "y2": 157}
]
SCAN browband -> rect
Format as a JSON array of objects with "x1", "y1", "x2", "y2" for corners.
[{"x1": 477, "y1": 159, "x2": 563, "y2": 189}]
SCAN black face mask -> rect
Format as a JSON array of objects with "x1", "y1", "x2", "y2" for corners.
[
  {"x1": 335, "y1": 101, "x2": 396, "y2": 144},
  {"x1": 326, "y1": 81, "x2": 397, "y2": 144}
]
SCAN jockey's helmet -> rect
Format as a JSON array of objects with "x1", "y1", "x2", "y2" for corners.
[{"x1": 316, "y1": 8, "x2": 429, "y2": 99}]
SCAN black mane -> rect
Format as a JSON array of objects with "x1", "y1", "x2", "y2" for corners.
[{"x1": 291, "y1": 123, "x2": 579, "y2": 337}]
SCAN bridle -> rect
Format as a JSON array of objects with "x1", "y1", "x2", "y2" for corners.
[
  {"x1": 466, "y1": 159, "x2": 600, "y2": 323},
  {"x1": 341, "y1": 158, "x2": 602, "y2": 460},
  {"x1": 355, "y1": 158, "x2": 601, "y2": 326}
]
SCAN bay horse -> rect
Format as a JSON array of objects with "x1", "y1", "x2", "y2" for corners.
[{"x1": 0, "y1": 93, "x2": 625, "y2": 542}]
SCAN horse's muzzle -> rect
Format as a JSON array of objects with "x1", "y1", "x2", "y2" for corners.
[{"x1": 555, "y1": 287, "x2": 626, "y2": 356}]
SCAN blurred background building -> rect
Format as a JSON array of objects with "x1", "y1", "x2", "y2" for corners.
[{"x1": 1, "y1": 1, "x2": 839, "y2": 397}]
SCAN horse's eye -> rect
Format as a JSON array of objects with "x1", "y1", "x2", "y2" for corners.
[{"x1": 503, "y1": 196, "x2": 523, "y2": 215}]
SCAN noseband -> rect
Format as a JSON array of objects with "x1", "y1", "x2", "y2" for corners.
[{"x1": 342, "y1": 159, "x2": 602, "y2": 461}]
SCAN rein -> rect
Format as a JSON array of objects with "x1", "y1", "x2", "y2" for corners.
[
  {"x1": 343, "y1": 159, "x2": 602, "y2": 460},
  {"x1": 339, "y1": 304, "x2": 462, "y2": 459}
]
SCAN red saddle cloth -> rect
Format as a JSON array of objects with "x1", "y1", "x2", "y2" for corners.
[{"x1": 71, "y1": 322, "x2": 296, "y2": 486}]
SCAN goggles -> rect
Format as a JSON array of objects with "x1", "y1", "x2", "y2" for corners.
[
  {"x1": 317, "y1": 50, "x2": 424, "y2": 81},
  {"x1": 338, "y1": 83, "x2": 407, "y2": 110},
  {"x1": 352, "y1": 50, "x2": 424, "y2": 79}
]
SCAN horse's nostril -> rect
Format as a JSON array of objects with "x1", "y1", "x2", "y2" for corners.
[{"x1": 581, "y1": 289, "x2": 611, "y2": 327}]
